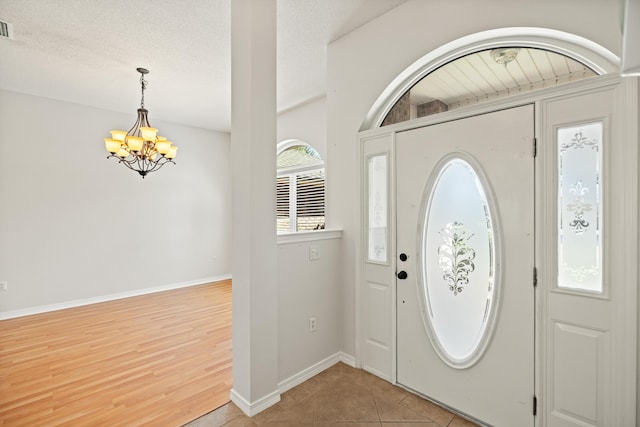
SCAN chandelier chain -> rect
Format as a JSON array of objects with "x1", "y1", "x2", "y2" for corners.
[{"x1": 139, "y1": 72, "x2": 148, "y2": 109}]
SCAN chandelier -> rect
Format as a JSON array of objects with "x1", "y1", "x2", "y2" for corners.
[{"x1": 104, "y1": 68, "x2": 178, "y2": 178}]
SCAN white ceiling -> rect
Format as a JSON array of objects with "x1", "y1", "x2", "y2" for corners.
[{"x1": 0, "y1": 0, "x2": 408, "y2": 132}]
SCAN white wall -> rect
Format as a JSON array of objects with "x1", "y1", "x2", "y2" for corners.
[
  {"x1": 326, "y1": 0, "x2": 622, "y2": 359},
  {"x1": 277, "y1": 234, "x2": 342, "y2": 383},
  {"x1": 278, "y1": 97, "x2": 327, "y2": 160},
  {"x1": 0, "y1": 90, "x2": 231, "y2": 315},
  {"x1": 276, "y1": 97, "x2": 344, "y2": 381}
]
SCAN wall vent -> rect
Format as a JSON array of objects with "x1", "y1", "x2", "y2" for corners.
[{"x1": 0, "y1": 21, "x2": 14, "y2": 40}]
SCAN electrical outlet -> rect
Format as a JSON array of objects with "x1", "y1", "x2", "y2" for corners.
[
  {"x1": 0, "y1": 281, "x2": 7, "y2": 291},
  {"x1": 309, "y1": 317, "x2": 317, "y2": 332},
  {"x1": 309, "y1": 246, "x2": 320, "y2": 261}
]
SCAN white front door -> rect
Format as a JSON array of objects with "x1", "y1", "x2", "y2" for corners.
[{"x1": 396, "y1": 105, "x2": 535, "y2": 426}]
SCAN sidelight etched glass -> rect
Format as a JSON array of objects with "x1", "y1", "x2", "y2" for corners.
[
  {"x1": 557, "y1": 122, "x2": 603, "y2": 292},
  {"x1": 418, "y1": 155, "x2": 499, "y2": 368},
  {"x1": 368, "y1": 154, "x2": 388, "y2": 263}
]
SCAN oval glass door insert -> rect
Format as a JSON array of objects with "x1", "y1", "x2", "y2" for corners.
[{"x1": 417, "y1": 154, "x2": 500, "y2": 368}]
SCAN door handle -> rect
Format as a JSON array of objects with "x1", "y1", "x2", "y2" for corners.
[{"x1": 397, "y1": 271, "x2": 408, "y2": 280}]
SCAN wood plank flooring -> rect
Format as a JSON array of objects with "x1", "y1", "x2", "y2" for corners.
[{"x1": 0, "y1": 280, "x2": 232, "y2": 426}]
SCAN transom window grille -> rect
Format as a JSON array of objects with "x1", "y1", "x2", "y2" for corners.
[{"x1": 277, "y1": 142, "x2": 325, "y2": 232}]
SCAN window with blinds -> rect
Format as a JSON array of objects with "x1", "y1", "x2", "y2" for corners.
[{"x1": 277, "y1": 143, "x2": 325, "y2": 233}]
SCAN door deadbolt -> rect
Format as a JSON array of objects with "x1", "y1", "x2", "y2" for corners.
[{"x1": 399, "y1": 253, "x2": 408, "y2": 262}]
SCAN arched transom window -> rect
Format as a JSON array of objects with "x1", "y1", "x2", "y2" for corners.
[
  {"x1": 277, "y1": 141, "x2": 325, "y2": 233},
  {"x1": 382, "y1": 47, "x2": 597, "y2": 126}
]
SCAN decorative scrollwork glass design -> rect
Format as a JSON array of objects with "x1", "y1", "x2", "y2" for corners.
[
  {"x1": 438, "y1": 222, "x2": 476, "y2": 296},
  {"x1": 557, "y1": 123, "x2": 603, "y2": 292},
  {"x1": 418, "y1": 155, "x2": 499, "y2": 368},
  {"x1": 566, "y1": 180, "x2": 592, "y2": 235}
]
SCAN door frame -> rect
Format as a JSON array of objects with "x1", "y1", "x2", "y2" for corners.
[{"x1": 355, "y1": 74, "x2": 638, "y2": 425}]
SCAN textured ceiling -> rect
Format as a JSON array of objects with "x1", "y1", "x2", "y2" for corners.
[{"x1": 0, "y1": 0, "x2": 407, "y2": 132}]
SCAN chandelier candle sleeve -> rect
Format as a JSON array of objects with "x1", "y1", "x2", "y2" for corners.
[
  {"x1": 155, "y1": 138, "x2": 172, "y2": 155},
  {"x1": 126, "y1": 136, "x2": 144, "y2": 152},
  {"x1": 104, "y1": 68, "x2": 178, "y2": 178},
  {"x1": 110, "y1": 130, "x2": 127, "y2": 142},
  {"x1": 140, "y1": 127, "x2": 158, "y2": 141},
  {"x1": 104, "y1": 138, "x2": 121, "y2": 153},
  {"x1": 166, "y1": 146, "x2": 178, "y2": 159}
]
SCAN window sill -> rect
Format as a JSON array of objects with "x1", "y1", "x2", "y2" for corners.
[{"x1": 277, "y1": 229, "x2": 343, "y2": 244}]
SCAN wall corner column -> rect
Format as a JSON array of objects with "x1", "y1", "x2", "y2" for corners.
[{"x1": 230, "y1": 0, "x2": 279, "y2": 416}]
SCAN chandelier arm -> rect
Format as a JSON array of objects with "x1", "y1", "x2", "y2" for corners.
[
  {"x1": 107, "y1": 154, "x2": 136, "y2": 171},
  {"x1": 107, "y1": 153, "x2": 175, "y2": 176},
  {"x1": 144, "y1": 160, "x2": 162, "y2": 174},
  {"x1": 147, "y1": 158, "x2": 175, "y2": 174},
  {"x1": 136, "y1": 156, "x2": 149, "y2": 173},
  {"x1": 121, "y1": 160, "x2": 137, "y2": 171},
  {"x1": 128, "y1": 111, "x2": 144, "y2": 136},
  {"x1": 118, "y1": 152, "x2": 139, "y2": 166}
]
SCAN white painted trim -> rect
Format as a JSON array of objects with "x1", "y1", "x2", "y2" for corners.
[
  {"x1": 612, "y1": 76, "x2": 638, "y2": 426},
  {"x1": 0, "y1": 274, "x2": 232, "y2": 320},
  {"x1": 277, "y1": 229, "x2": 342, "y2": 244},
  {"x1": 278, "y1": 352, "x2": 346, "y2": 393},
  {"x1": 339, "y1": 351, "x2": 356, "y2": 367},
  {"x1": 360, "y1": 27, "x2": 620, "y2": 131},
  {"x1": 232, "y1": 351, "x2": 356, "y2": 417},
  {"x1": 230, "y1": 388, "x2": 281, "y2": 417}
]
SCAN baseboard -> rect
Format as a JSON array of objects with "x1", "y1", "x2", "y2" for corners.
[
  {"x1": 0, "y1": 274, "x2": 232, "y2": 320},
  {"x1": 230, "y1": 351, "x2": 357, "y2": 417},
  {"x1": 230, "y1": 388, "x2": 281, "y2": 417},
  {"x1": 338, "y1": 351, "x2": 357, "y2": 368},
  {"x1": 277, "y1": 351, "x2": 357, "y2": 394}
]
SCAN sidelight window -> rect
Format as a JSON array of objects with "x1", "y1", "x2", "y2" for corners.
[
  {"x1": 557, "y1": 122, "x2": 603, "y2": 293},
  {"x1": 367, "y1": 154, "x2": 389, "y2": 263}
]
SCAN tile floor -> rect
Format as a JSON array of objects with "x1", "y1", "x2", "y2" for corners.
[{"x1": 184, "y1": 362, "x2": 479, "y2": 427}]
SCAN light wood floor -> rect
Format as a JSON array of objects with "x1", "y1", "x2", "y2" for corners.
[{"x1": 0, "y1": 280, "x2": 232, "y2": 426}]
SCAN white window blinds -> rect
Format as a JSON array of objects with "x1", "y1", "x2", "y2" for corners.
[{"x1": 276, "y1": 144, "x2": 325, "y2": 232}]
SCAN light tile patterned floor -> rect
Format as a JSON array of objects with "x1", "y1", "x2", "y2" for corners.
[{"x1": 185, "y1": 362, "x2": 479, "y2": 427}]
